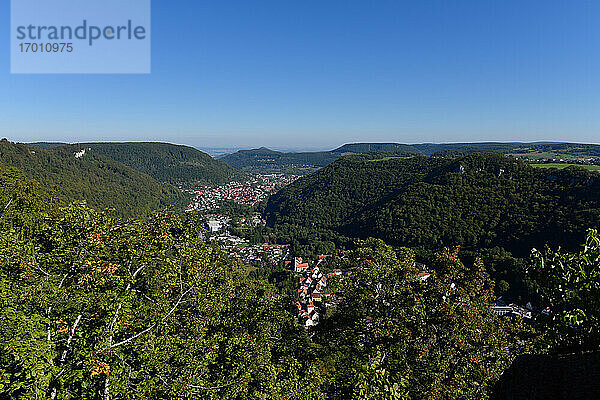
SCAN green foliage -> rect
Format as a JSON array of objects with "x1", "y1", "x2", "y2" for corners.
[
  {"x1": 267, "y1": 153, "x2": 600, "y2": 253},
  {"x1": 531, "y1": 163, "x2": 600, "y2": 171},
  {"x1": 234, "y1": 223, "x2": 350, "y2": 259},
  {"x1": 83, "y1": 142, "x2": 246, "y2": 185},
  {"x1": 414, "y1": 142, "x2": 600, "y2": 158},
  {"x1": 0, "y1": 140, "x2": 186, "y2": 218},
  {"x1": 529, "y1": 228, "x2": 600, "y2": 353},
  {"x1": 316, "y1": 239, "x2": 530, "y2": 399},
  {"x1": 0, "y1": 173, "x2": 321, "y2": 399},
  {"x1": 266, "y1": 155, "x2": 441, "y2": 231},
  {"x1": 222, "y1": 144, "x2": 419, "y2": 175},
  {"x1": 497, "y1": 280, "x2": 510, "y2": 295},
  {"x1": 0, "y1": 164, "x2": 52, "y2": 234},
  {"x1": 265, "y1": 153, "x2": 600, "y2": 299}
]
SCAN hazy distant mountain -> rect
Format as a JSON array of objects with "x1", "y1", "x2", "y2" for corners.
[
  {"x1": 0, "y1": 139, "x2": 186, "y2": 217},
  {"x1": 221, "y1": 147, "x2": 340, "y2": 174},
  {"x1": 223, "y1": 141, "x2": 600, "y2": 174}
]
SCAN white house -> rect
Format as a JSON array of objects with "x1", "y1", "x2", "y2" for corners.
[{"x1": 206, "y1": 220, "x2": 222, "y2": 232}]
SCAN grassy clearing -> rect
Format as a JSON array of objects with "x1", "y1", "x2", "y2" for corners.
[
  {"x1": 530, "y1": 163, "x2": 600, "y2": 171},
  {"x1": 509, "y1": 151, "x2": 574, "y2": 159}
]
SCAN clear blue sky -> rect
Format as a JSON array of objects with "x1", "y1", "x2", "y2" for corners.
[{"x1": 1, "y1": 1, "x2": 599, "y2": 150}]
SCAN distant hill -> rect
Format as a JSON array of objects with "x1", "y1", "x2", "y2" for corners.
[
  {"x1": 29, "y1": 142, "x2": 69, "y2": 149},
  {"x1": 0, "y1": 139, "x2": 186, "y2": 217},
  {"x1": 414, "y1": 142, "x2": 600, "y2": 157},
  {"x1": 265, "y1": 152, "x2": 600, "y2": 256},
  {"x1": 332, "y1": 142, "x2": 417, "y2": 154},
  {"x1": 223, "y1": 142, "x2": 600, "y2": 174},
  {"x1": 264, "y1": 152, "x2": 600, "y2": 301},
  {"x1": 75, "y1": 142, "x2": 246, "y2": 185},
  {"x1": 221, "y1": 147, "x2": 340, "y2": 174}
]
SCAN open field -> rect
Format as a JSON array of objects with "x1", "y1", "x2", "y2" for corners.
[
  {"x1": 530, "y1": 163, "x2": 600, "y2": 171},
  {"x1": 509, "y1": 151, "x2": 576, "y2": 159}
]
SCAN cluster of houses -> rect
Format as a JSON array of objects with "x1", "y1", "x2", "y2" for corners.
[
  {"x1": 205, "y1": 229, "x2": 289, "y2": 264},
  {"x1": 183, "y1": 174, "x2": 300, "y2": 212},
  {"x1": 201, "y1": 214, "x2": 231, "y2": 232},
  {"x1": 510, "y1": 154, "x2": 600, "y2": 166},
  {"x1": 203, "y1": 216, "x2": 540, "y2": 327},
  {"x1": 290, "y1": 256, "x2": 539, "y2": 328},
  {"x1": 238, "y1": 215, "x2": 266, "y2": 227},
  {"x1": 292, "y1": 255, "x2": 342, "y2": 328},
  {"x1": 257, "y1": 173, "x2": 300, "y2": 192},
  {"x1": 201, "y1": 213, "x2": 266, "y2": 233},
  {"x1": 208, "y1": 232, "x2": 248, "y2": 246},
  {"x1": 197, "y1": 211, "x2": 287, "y2": 264},
  {"x1": 492, "y1": 298, "x2": 534, "y2": 320},
  {"x1": 230, "y1": 244, "x2": 290, "y2": 264},
  {"x1": 291, "y1": 256, "x2": 435, "y2": 329}
]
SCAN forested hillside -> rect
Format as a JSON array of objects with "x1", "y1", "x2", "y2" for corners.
[
  {"x1": 79, "y1": 142, "x2": 246, "y2": 185},
  {"x1": 0, "y1": 139, "x2": 186, "y2": 217},
  {"x1": 265, "y1": 153, "x2": 600, "y2": 300},
  {"x1": 266, "y1": 153, "x2": 600, "y2": 253},
  {"x1": 221, "y1": 147, "x2": 340, "y2": 174}
]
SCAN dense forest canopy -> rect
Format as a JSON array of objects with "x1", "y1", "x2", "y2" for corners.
[
  {"x1": 0, "y1": 140, "x2": 186, "y2": 218},
  {"x1": 75, "y1": 142, "x2": 246, "y2": 185},
  {"x1": 266, "y1": 153, "x2": 600, "y2": 253},
  {"x1": 28, "y1": 142, "x2": 69, "y2": 149},
  {"x1": 264, "y1": 153, "x2": 600, "y2": 302},
  {"x1": 315, "y1": 240, "x2": 531, "y2": 399}
]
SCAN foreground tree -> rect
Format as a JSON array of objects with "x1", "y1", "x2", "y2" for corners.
[
  {"x1": 0, "y1": 173, "x2": 323, "y2": 400},
  {"x1": 529, "y1": 228, "x2": 600, "y2": 353},
  {"x1": 316, "y1": 239, "x2": 529, "y2": 400}
]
